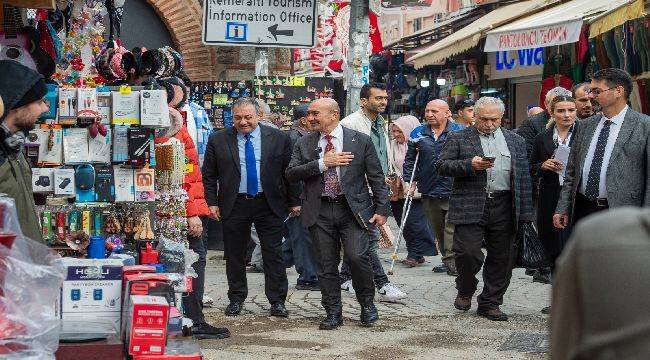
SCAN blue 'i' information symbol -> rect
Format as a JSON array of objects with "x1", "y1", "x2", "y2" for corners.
[{"x1": 226, "y1": 22, "x2": 247, "y2": 42}]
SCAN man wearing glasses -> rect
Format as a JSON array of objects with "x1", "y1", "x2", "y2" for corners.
[{"x1": 554, "y1": 68, "x2": 650, "y2": 230}]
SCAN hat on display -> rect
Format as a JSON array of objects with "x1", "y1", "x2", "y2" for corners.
[{"x1": 141, "y1": 49, "x2": 162, "y2": 76}]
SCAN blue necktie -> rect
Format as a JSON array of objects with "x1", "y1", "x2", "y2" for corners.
[
  {"x1": 584, "y1": 120, "x2": 612, "y2": 200},
  {"x1": 245, "y1": 134, "x2": 258, "y2": 196}
]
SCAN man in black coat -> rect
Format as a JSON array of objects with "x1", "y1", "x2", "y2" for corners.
[
  {"x1": 286, "y1": 98, "x2": 391, "y2": 330},
  {"x1": 202, "y1": 98, "x2": 300, "y2": 317},
  {"x1": 437, "y1": 96, "x2": 534, "y2": 322}
]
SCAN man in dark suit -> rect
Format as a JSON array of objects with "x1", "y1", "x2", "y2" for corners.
[
  {"x1": 286, "y1": 98, "x2": 391, "y2": 330},
  {"x1": 437, "y1": 96, "x2": 534, "y2": 321},
  {"x1": 202, "y1": 98, "x2": 300, "y2": 317},
  {"x1": 554, "y1": 68, "x2": 650, "y2": 229}
]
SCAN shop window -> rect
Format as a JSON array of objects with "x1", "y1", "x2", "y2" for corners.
[{"x1": 413, "y1": 18, "x2": 422, "y2": 32}]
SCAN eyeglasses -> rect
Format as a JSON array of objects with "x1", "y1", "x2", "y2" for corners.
[{"x1": 587, "y1": 86, "x2": 618, "y2": 96}]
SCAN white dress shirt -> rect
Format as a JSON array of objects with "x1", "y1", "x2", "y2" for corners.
[
  {"x1": 317, "y1": 124, "x2": 344, "y2": 177},
  {"x1": 580, "y1": 106, "x2": 628, "y2": 198}
]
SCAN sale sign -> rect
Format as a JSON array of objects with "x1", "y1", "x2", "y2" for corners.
[{"x1": 485, "y1": 19, "x2": 582, "y2": 52}]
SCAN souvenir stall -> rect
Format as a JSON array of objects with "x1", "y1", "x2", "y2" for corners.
[{"x1": 1, "y1": 0, "x2": 205, "y2": 358}]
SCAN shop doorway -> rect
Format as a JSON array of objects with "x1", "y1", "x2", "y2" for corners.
[{"x1": 510, "y1": 78, "x2": 541, "y2": 129}]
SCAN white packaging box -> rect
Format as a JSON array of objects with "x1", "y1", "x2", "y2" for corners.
[
  {"x1": 60, "y1": 258, "x2": 124, "y2": 330},
  {"x1": 140, "y1": 90, "x2": 170, "y2": 127},
  {"x1": 114, "y1": 166, "x2": 135, "y2": 202},
  {"x1": 53, "y1": 168, "x2": 75, "y2": 196},
  {"x1": 32, "y1": 167, "x2": 55, "y2": 193}
]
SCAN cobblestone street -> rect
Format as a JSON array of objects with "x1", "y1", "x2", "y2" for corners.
[{"x1": 199, "y1": 247, "x2": 551, "y2": 359}]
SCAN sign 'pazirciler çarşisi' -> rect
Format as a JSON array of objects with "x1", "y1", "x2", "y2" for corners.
[{"x1": 202, "y1": 0, "x2": 317, "y2": 48}]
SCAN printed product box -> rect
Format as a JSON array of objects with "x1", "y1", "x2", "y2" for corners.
[{"x1": 127, "y1": 295, "x2": 169, "y2": 356}]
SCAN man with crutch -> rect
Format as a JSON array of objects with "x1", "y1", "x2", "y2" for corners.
[{"x1": 403, "y1": 99, "x2": 464, "y2": 276}]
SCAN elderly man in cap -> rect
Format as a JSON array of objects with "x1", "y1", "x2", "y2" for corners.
[
  {"x1": 0, "y1": 61, "x2": 49, "y2": 241},
  {"x1": 283, "y1": 104, "x2": 319, "y2": 290}
]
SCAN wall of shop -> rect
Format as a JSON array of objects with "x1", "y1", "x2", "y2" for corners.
[{"x1": 121, "y1": 0, "x2": 175, "y2": 50}]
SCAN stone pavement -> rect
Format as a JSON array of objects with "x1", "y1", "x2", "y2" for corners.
[
  {"x1": 199, "y1": 247, "x2": 552, "y2": 359},
  {"x1": 203, "y1": 248, "x2": 551, "y2": 321}
]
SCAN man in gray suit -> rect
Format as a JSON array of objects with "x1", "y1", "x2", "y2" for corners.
[
  {"x1": 554, "y1": 68, "x2": 650, "y2": 229},
  {"x1": 286, "y1": 98, "x2": 391, "y2": 330},
  {"x1": 551, "y1": 207, "x2": 650, "y2": 359},
  {"x1": 437, "y1": 96, "x2": 534, "y2": 321}
]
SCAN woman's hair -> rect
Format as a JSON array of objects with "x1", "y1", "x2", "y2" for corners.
[{"x1": 546, "y1": 95, "x2": 576, "y2": 129}]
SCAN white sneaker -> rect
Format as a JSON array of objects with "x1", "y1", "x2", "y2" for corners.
[
  {"x1": 378, "y1": 283, "x2": 407, "y2": 302},
  {"x1": 340, "y1": 279, "x2": 356, "y2": 295},
  {"x1": 203, "y1": 295, "x2": 214, "y2": 308}
]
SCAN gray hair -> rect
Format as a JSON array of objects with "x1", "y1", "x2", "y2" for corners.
[
  {"x1": 255, "y1": 98, "x2": 272, "y2": 116},
  {"x1": 475, "y1": 97, "x2": 505, "y2": 115},
  {"x1": 545, "y1": 86, "x2": 572, "y2": 107},
  {"x1": 232, "y1": 97, "x2": 261, "y2": 113}
]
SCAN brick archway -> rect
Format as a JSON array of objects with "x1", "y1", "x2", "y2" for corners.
[{"x1": 144, "y1": 0, "x2": 218, "y2": 81}]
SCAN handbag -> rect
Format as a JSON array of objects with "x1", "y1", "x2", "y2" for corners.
[{"x1": 514, "y1": 222, "x2": 548, "y2": 269}]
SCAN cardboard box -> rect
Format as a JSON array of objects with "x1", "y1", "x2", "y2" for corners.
[
  {"x1": 132, "y1": 339, "x2": 202, "y2": 360},
  {"x1": 112, "y1": 91, "x2": 140, "y2": 125},
  {"x1": 63, "y1": 128, "x2": 90, "y2": 164},
  {"x1": 32, "y1": 167, "x2": 55, "y2": 193},
  {"x1": 54, "y1": 168, "x2": 75, "y2": 196},
  {"x1": 31, "y1": 127, "x2": 63, "y2": 165},
  {"x1": 140, "y1": 90, "x2": 170, "y2": 127},
  {"x1": 127, "y1": 295, "x2": 169, "y2": 356},
  {"x1": 97, "y1": 91, "x2": 112, "y2": 124},
  {"x1": 60, "y1": 258, "x2": 124, "y2": 330}
]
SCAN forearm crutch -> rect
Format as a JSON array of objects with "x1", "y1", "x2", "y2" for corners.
[{"x1": 388, "y1": 151, "x2": 419, "y2": 275}]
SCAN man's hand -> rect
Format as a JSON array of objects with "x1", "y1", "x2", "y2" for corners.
[
  {"x1": 471, "y1": 156, "x2": 494, "y2": 171},
  {"x1": 406, "y1": 181, "x2": 417, "y2": 196},
  {"x1": 323, "y1": 151, "x2": 354, "y2": 168},
  {"x1": 541, "y1": 159, "x2": 564, "y2": 172},
  {"x1": 553, "y1": 213, "x2": 569, "y2": 229},
  {"x1": 187, "y1": 216, "x2": 203, "y2": 237},
  {"x1": 208, "y1": 206, "x2": 221, "y2": 221},
  {"x1": 369, "y1": 214, "x2": 387, "y2": 227},
  {"x1": 289, "y1": 206, "x2": 301, "y2": 217}
]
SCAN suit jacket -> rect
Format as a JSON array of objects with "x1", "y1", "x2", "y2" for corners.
[
  {"x1": 551, "y1": 207, "x2": 650, "y2": 360},
  {"x1": 436, "y1": 126, "x2": 534, "y2": 225},
  {"x1": 286, "y1": 126, "x2": 391, "y2": 228},
  {"x1": 201, "y1": 124, "x2": 300, "y2": 219},
  {"x1": 517, "y1": 111, "x2": 549, "y2": 158},
  {"x1": 555, "y1": 109, "x2": 650, "y2": 217}
]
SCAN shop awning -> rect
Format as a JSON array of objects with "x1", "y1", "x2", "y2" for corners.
[
  {"x1": 408, "y1": 0, "x2": 555, "y2": 69},
  {"x1": 589, "y1": 0, "x2": 646, "y2": 38},
  {"x1": 484, "y1": 0, "x2": 634, "y2": 52},
  {"x1": 384, "y1": 11, "x2": 474, "y2": 50}
]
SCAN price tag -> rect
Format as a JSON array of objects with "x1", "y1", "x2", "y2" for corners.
[
  {"x1": 185, "y1": 163, "x2": 194, "y2": 174},
  {"x1": 213, "y1": 94, "x2": 229, "y2": 106},
  {"x1": 291, "y1": 77, "x2": 306, "y2": 87}
]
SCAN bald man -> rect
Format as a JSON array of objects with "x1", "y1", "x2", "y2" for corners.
[
  {"x1": 287, "y1": 98, "x2": 391, "y2": 330},
  {"x1": 527, "y1": 107, "x2": 544, "y2": 117},
  {"x1": 403, "y1": 99, "x2": 465, "y2": 275}
]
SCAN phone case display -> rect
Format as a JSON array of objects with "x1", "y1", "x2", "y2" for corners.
[
  {"x1": 188, "y1": 81, "x2": 253, "y2": 130},
  {"x1": 32, "y1": 168, "x2": 55, "y2": 193},
  {"x1": 77, "y1": 88, "x2": 99, "y2": 119},
  {"x1": 253, "y1": 76, "x2": 343, "y2": 130},
  {"x1": 54, "y1": 168, "x2": 76, "y2": 196},
  {"x1": 140, "y1": 90, "x2": 170, "y2": 127},
  {"x1": 112, "y1": 90, "x2": 141, "y2": 125},
  {"x1": 63, "y1": 128, "x2": 90, "y2": 164}
]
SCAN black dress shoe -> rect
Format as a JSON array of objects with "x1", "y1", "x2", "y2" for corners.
[
  {"x1": 477, "y1": 307, "x2": 508, "y2": 321},
  {"x1": 319, "y1": 313, "x2": 343, "y2": 330},
  {"x1": 533, "y1": 271, "x2": 551, "y2": 284},
  {"x1": 270, "y1": 302, "x2": 289, "y2": 317},
  {"x1": 541, "y1": 306, "x2": 551, "y2": 314},
  {"x1": 224, "y1": 301, "x2": 243, "y2": 316},
  {"x1": 295, "y1": 282, "x2": 320, "y2": 291},
  {"x1": 360, "y1": 304, "x2": 379, "y2": 327},
  {"x1": 191, "y1": 322, "x2": 231, "y2": 340}
]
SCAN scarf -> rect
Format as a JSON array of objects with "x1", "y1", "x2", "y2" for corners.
[{"x1": 390, "y1": 115, "x2": 421, "y2": 175}]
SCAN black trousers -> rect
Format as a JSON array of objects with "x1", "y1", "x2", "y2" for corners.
[
  {"x1": 309, "y1": 198, "x2": 375, "y2": 315},
  {"x1": 222, "y1": 196, "x2": 288, "y2": 304},
  {"x1": 453, "y1": 192, "x2": 516, "y2": 310},
  {"x1": 573, "y1": 193, "x2": 609, "y2": 225},
  {"x1": 183, "y1": 221, "x2": 207, "y2": 325}
]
